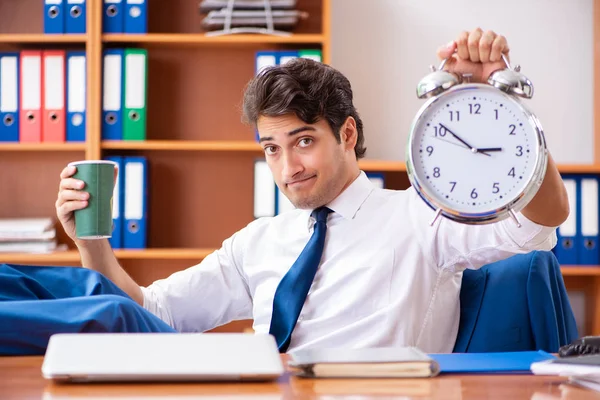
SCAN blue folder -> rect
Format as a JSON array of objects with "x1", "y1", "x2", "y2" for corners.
[{"x1": 430, "y1": 351, "x2": 556, "y2": 374}]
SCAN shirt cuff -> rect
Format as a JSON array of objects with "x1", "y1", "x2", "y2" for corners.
[
  {"x1": 500, "y1": 212, "x2": 558, "y2": 250},
  {"x1": 139, "y1": 285, "x2": 175, "y2": 328}
]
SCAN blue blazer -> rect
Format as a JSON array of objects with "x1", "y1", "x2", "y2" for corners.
[
  {"x1": 0, "y1": 263, "x2": 175, "y2": 356},
  {"x1": 454, "y1": 250, "x2": 578, "y2": 353}
]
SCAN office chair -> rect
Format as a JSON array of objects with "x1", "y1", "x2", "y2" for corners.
[{"x1": 454, "y1": 250, "x2": 578, "y2": 353}]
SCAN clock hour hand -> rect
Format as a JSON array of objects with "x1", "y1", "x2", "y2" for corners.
[
  {"x1": 438, "y1": 123, "x2": 476, "y2": 151},
  {"x1": 429, "y1": 134, "x2": 491, "y2": 157},
  {"x1": 477, "y1": 147, "x2": 503, "y2": 153}
]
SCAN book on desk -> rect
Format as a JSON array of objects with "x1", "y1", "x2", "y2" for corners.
[{"x1": 288, "y1": 347, "x2": 440, "y2": 378}]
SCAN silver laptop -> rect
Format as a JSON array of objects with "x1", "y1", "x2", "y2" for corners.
[{"x1": 42, "y1": 332, "x2": 284, "y2": 382}]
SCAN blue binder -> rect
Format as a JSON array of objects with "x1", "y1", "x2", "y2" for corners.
[
  {"x1": 44, "y1": 0, "x2": 65, "y2": 34},
  {"x1": 65, "y1": 0, "x2": 86, "y2": 33},
  {"x1": 275, "y1": 187, "x2": 295, "y2": 215},
  {"x1": 102, "y1": 49, "x2": 124, "y2": 140},
  {"x1": 66, "y1": 51, "x2": 86, "y2": 142},
  {"x1": 555, "y1": 175, "x2": 579, "y2": 265},
  {"x1": 579, "y1": 175, "x2": 600, "y2": 265},
  {"x1": 0, "y1": 53, "x2": 19, "y2": 142},
  {"x1": 103, "y1": 0, "x2": 124, "y2": 33},
  {"x1": 253, "y1": 159, "x2": 276, "y2": 218},
  {"x1": 254, "y1": 51, "x2": 278, "y2": 142},
  {"x1": 105, "y1": 155, "x2": 124, "y2": 249},
  {"x1": 277, "y1": 50, "x2": 299, "y2": 65},
  {"x1": 123, "y1": 156, "x2": 148, "y2": 249},
  {"x1": 124, "y1": 0, "x2": 147, "y2": 34},
  {"x1": 255, "y1": 51, "x2": 278, "y2": 75},
  {"x1": 366, "y1": 172, "x2": 385, "y2": 189}
]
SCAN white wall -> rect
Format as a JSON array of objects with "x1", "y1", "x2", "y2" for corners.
[{"x1": 331, "y1": 0, "x2": 593, "y2": 164}]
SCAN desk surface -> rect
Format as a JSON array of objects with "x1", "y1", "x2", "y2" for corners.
[{"x1": 2, "y1": 356, "x2": 600, "y2": 400}]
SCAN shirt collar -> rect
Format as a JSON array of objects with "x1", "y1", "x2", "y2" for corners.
[{"x1": 303, "y1": 171, "x2": 374, "y2": 228}]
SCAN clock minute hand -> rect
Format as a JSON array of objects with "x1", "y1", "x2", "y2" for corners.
[{"x1": 438, "y1": 123, "x2": 476, "y2": 151}]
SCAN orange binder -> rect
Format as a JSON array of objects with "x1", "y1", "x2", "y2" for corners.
[
  {"x1": 42, "y1": 50, "x2": 65, "y2": 142},
  {"x1": 19, "y1": 50, "x2": 42, "y2": 143}
]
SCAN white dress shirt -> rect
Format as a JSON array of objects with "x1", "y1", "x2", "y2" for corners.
[{"x1": 142, "y1": 171, "x2": 557, "y2": 353}]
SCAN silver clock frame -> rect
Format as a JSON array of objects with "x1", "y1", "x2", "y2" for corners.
[{"x1": 406, "y1": 83, "x2": 548, "y2": 227}]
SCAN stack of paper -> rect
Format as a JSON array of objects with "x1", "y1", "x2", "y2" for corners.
[
  {"x1": 198, "y1": 0, "x2": 308, "y2": 32},
  {"x1": 199, "y1": 0, "x2": 297, "y2": 12},
  {"x1": 0, "y1": 218, "x2": 62, "y2": 253},
  {"x1": 532, "y1": 354, "x2": 600, "y2": 393}
]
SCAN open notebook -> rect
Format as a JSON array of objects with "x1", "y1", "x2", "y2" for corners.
[{"x1": 288, "y1": 347, "x2": 440, "y2": 378}]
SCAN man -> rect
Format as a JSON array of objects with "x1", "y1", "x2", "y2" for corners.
[{"x1": 56, "y1": 28, "x2": 569, "y2": 354}]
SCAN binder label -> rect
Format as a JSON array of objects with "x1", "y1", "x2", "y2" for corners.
[
  {"x1": 561, "y1": 179, "x2": 577, "y2": 236},
  {"x1": 68, "y1": 56, "x2": 85, "y2": 112},
  {"x1": 44, "y1": 56, "x2": 65, "y2": 109},
  {"x1": 125, "y1": 162, "x2": 144, "y2": 220},
  {"x1": 125, "y1": 54, "x2": 146, "y2": 109},
  {"x1": 103, "y1": 54, "x2": 122, "y2": 111},
  {"x1": 581, "y1": 178, "x2": 599, "y2": 236},
  {"x1": 22, "y1": 56, "x2": 41, "y2": 110},
  {"x1": 1, "y1": 57, "x2": 17, "y2": 113}
]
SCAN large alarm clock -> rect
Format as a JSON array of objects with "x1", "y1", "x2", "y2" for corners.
[{"x1": 406, "y1": 54, "x2": 548, "y2": 227}]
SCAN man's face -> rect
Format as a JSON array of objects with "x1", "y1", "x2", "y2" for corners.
[{"x1": 257, "y1": 114, "x2": 356, "y2": 210}]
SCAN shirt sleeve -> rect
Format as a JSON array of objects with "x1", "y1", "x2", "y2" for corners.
[
  {"x1": 140, "y1": 226, "x2": 253, "y2": 332},
  {"x1": 408, "y1": 187, "x2": 558, "y2": 271}
]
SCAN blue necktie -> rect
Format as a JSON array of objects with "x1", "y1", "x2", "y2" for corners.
[{"x1": 269, "y1": 206, "x2": 332, "y2": 352}]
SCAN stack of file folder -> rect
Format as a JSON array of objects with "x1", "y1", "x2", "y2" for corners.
[
  {"x1": 0, "y1": 51, "x2": 86, "y2": 143},
  {"x1": 44, "y1": 0, "x2": 87, "y2": 34},
  {"x1": 0, "y1": 218, "x2": 65, "y2": 254},
  {"x1": 553, "y1": 174, "x2": 600, "y2": 266},
  {"x1": 106, "y1": 156, "x2": 149, "y2": 249},
  {"x1": 255, "y1": 49, "x2": 322, "y2": 75},
  {"x1": 102, "y1": 49, "x2": 148, "y2": 141},
  {"x1": 102, "y1": 0, "x2": 148, "y2": 34},
  {"x1": 198, "y1": 0, "x2": 307, "y2": 33},
  {"x1": 44, "y1": 0, "x2": 148, "y2": 34}
]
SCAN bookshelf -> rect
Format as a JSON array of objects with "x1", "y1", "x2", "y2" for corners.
[
  {"x1": 0, "y1": 0, "x2": 331, "y2": 334},
  {"x1": 103, "y1": 33, "x2": 327, "y2": 44},
  {"x1": 1, "y1": 0, "x2": 600, "y2": 337}
]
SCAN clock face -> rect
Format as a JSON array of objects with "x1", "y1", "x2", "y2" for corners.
[{"x1": 408, "y1": 84, "x2": 544, "y2": 216}]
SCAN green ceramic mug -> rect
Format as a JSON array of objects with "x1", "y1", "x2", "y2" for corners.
[{"x1": 68, "y1": 160, "x2": 117, "y2": 239}]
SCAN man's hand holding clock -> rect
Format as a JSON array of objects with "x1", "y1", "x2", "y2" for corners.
[{"x1": 406, "y1": 28, "x2": 569, "y2": 228}]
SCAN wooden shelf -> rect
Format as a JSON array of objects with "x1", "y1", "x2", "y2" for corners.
[
  {"x1": 3, "y1": 251, "x2": 599, "y2": 275},
  {"x1": 103, "y1": 33, "x2": 326, "y2": 45},
  {"x1": 114, "y1": 248, "x2": 215, "y2": 260},
  {"x1": 359, "y1": 160, "x2": 406, "y2": 172},
  {"x1": 556, "y1": 164, "x2": 600, "y2": 174},
  {"x1": 0, "y1": 250, "x2": 81, "y2": 264},
  {"x1": 560, "y1": 266, "x2": 600, "y2": 276},
  {"x1": 102, "y1": 140, "x2": 262, "y2": 151},
  {"x1": 355, "y1": 161, "x2": 600, "y2": 174},
  {"x1": 0, "y1": 143, "x2": 86, "y2": 151},
  {"x1": 0, "y1": 248, "x2": 215, "y2": 264},
  {"x1": 0, "y1": 34, "x2": 87, "y2": 43}
]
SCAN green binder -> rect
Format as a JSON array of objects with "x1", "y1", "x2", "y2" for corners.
[
  {"x1": 298, "y1": 49, "x2": 322, "y2": 62},
  {"x1": 123, "y1": 48, "x2": 147, "y2": 141}
]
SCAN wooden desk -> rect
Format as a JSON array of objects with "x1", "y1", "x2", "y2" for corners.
[{"x1": 2, "y1": 356, "x2": 599, "y2": 400}]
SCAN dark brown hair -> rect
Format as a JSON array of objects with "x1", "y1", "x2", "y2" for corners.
[{"x1": 242, "y1": 58, "x2": 366, "y2": 159}]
